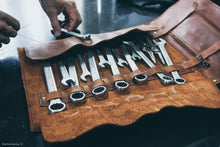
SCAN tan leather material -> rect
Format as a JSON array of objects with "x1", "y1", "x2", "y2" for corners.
[
  {"x1": 148, "y1": 0, "x2": 220, "y2": 83},
  {"x1": 18, "y1": 0, "x2": 220, "y2": 142},
  {"x1": 24, "y1": 24, "x2": 159, "y2": 60},
  {"x1": 108, "y1": 74, "x2": 126, "y2": 84},
  {"x1": 180, "y1": 40, "x2": 220, "y2": 69},
  {"x1": 149, "y1": 0, "x2": 198, "y2": 38},
  {"x1": 128, "y1": 69, "x2": 144, "y2": 80},
  {"x1": 18, "y1": 36, "x2": 220, "y2": 142},
  {"x1": 45, "y1": 91, "x2": 65, "y2": 102}
]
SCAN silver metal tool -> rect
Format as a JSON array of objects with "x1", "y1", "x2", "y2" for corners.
[
  {"x1": 66, "y1": 57, "x2": 86, "y2": 105},
  {"x1": 104, "y1": 48, "x2": 129, "y2": 93},
  {"x1": 96, "y1": 49, "x2": 110, "y2": 68},
  {"x1": 146, "y1": 38, "x2": 165, "y2": 65},
  {"x1": 153, "y1": 38, "x2": 186, "y2": 84},
  {"x1": 123, "y1": 41, "x2": 173, "y2": 85},
  {"x1": 120, "y1": 44, "x2": 148, "y2": 84},
  {"x1": 78, "y1": 54, "x2": 91, "y2": 82},
  {"x1": 86, "y1": 50, "x2": 108, "y2": 99},
  {"x1": 61, "y1": 28, "x2": 91, "y2": 41},
  {"x1": 43, "y1": 62, "x2": 66, "y2": 114},
  {"x1": 111, "y1": 48, "x2": 128, "y2": 67},
  {"x1": 58, "y1": 60, "x2": 75, "y2": 87},
  {"x1": 138, "y1": 38, "x2": 156, "y2": 64},
  {"x1": 131, "y1": 49, "x2": 141, "y2": 61}
]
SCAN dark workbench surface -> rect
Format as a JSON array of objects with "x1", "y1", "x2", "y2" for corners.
[{"x1": 0, "y1": 0, "x2": 220, "y2": 146}]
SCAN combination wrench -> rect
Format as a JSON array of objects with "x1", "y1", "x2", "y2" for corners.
[
  {"x1": 66, "y1": 57, "x2": 87, "y2": 105},
  {"x1": 78, "y1": 54, "x2": 91, "y2": 82},
  {"x1": 86, "y1": 50, "x2": 108, "y2": 99},
  {"x1": 153, "y1": 38, "x2": 186, "y2": 84},
  {"x1": 131, "y1": 49, "x2": 141, "y2": 61},
  {"x1": 123, "y1": 41, "x2": 173, "y2": 85},
  {"x1": 43, "y1": 62, "x2": 66, "y2": 113},
  {"x1": 58, "y1": 60, "x2": 75, "y2": 86},
  {"x1": 111, "y1": 48, "x2": 128, "y2": 67},
  {"x1": 146, "y1": 38, "x2": 166, "y2": 65},
  {"x1": 104, "y1": 48, "x2": 130, "y2": 93},
  {"x1": 96, "y1": 49, "x2": 110, "y2": 68},
  {"x1": 120, "y1": 44, "x2": 148, "y2": 84}
]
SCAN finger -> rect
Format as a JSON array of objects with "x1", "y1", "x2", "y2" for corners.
[
  {"x1": 0, "y1": 21, "x2": 17, "y2": 37},
  {"x1": 49, "y1": 15, "x2": 61, "y2": 37},
  {"x1": 63, "y1": 2, "x2": 82, "y2": 31},
  {"x1": 0, "y1": 34, "x2": 10, "y2": 44},
  {"x1": 1, "y1": 11, "x2": 20, "y2": 31}
]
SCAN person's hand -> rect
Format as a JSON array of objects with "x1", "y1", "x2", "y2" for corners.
[
  {"x1": 0, "y1": 10, "x2": 20, "y2": 47},
  {"x1": 40, "y1": 0, "x2": 82, "y2": 37}
]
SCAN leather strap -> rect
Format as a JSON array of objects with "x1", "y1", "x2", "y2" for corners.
[
  {"x1": 66, "y1": 86, "x2": 85, "y2": 96},
  {"x1": 45, "y1": 91, "x2": 65, "y2": 102},
  {"x1": 181, "y1": 40, "x2": 220, "y2": 69}
]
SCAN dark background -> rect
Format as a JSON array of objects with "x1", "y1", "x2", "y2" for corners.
[{"x1": 0, "y1": 0, "x2": 220, "y2": 146}]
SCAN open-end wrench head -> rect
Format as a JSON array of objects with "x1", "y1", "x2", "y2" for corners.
[
  {"x1": 114, "y1": 80, "x2": 130, "y2": 94},
  {"x1": 117, "y1": 59, "x2": 128, "y2": 67},
  {"x1": 134, "y1": 74, "x2": 148, "y2": 85},
  {"x1": 159, "y1": 75, "x2": 174, "y2": 85},
  {"x1": 48, "y1": 98, "x2": 66, "y2": 114},
  {"x1": 80, "y1": 72, "x2": 91, "y2": 82},
  {"x1": 98, "y1": 61, "x2": 111, "y2": 68},
  {"x1": 92, "y1": 85, "x2": 108, "y2": 100},
  {"x1": 61, "y1": 78, "x2": 75, "y2": 87},
  {"x1": 70, "y1": 91, "x2": 87, "y2": 105},
  {"x1": 153, "y1": 38, "x2": 166, "y2": 46}
]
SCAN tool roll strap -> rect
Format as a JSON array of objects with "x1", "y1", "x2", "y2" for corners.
[{"x1": 18, "y1": 0, "x2": 220, "y2": 143}]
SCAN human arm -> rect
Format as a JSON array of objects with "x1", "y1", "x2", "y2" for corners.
[
  {"x1": 0, "y1": 10, "x2": 20, "y2": 47},
  {"x1": 39, "y1": 0, "x2": 82, "y2": 37}
]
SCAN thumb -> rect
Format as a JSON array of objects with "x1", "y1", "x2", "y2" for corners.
[{"x1": 49, "y1": 15, "x2": 61, "y2": 37}]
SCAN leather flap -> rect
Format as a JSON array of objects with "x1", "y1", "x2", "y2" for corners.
[{"x1": 24, "y1": 24, "x2": 158, "y2": 60}]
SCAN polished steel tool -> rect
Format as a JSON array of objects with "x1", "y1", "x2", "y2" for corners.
[
  {"x1": 111, "y1": 48, "x2": 128, "y2": 67},
  {"x1": 66, "y1": 57, "x2": 87, "y2": 105},
  {"x1": 153, "y1": 38, "x2": 186, "y2": 84},
  {"x1": 78, "y1": 54, "x2": 91, "y2": 82},
  {"x1": 120, "y1": 44, "x2": 148, "y2": 84},
  {"x1": 104, "y1": 48, "x2": 129, "y2": 93},
  {"x1": 96, "y1": 49, "x2": 110, "y2": 68},
  {"x1": 123, "y1": 41, "x2": 173, "y2": 85},
  {"x1": 43, "y1": 62, "x2": 66, "y2": 113},
  {"x1": 86, "y1": 50, "x2": 108, "y2": 99}
]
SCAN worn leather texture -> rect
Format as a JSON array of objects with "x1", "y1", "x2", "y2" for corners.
[
  {"x1": 18, "y1": 0, "x2": 220, "y2": 143},
  {"x1": 152, "y1": 0, "x2": 220, "y2": 83}
]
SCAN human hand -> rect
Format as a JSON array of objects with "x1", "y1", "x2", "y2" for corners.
[
  {"x1": 40, "y1": 0, "x2": 82, "y2": 37},
  {"x1": 0, "y1": 10, "x2": 20, "y2": 47}
]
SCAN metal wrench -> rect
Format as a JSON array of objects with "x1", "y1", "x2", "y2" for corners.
[
  {"x1": 96, "y1": 49, "x2": 110, "y2": 68},
  {"x1": 86, "y1": 50, "x2": 108, "y2": 99},
  {"x1": 78, "y1": 54, "x2": 91, "y2": 82},
  {"x1": 61, "y1": 28, "x2": 91, "y2": 41},
  {"x1": 138, "y1": 38, "x2": 156, "y2": 64},
  {"x1": 123, "y1": 41, "x2": 173, "y2": 85},
  {"x1": 111, "y1": 48, "x2": 128, "y2": 67},
  {"x1": 58, "y1": 60, "x2": 75, "y2": 87},
  {"x1": 104, "y1": 48, "x2": 129, "y2": 93},
  {"x1": 120, "y1": 44, "x2": 148, "y2": 84},
  {"x1": 131, "y1": 49, "x2": 141, "y2": 61},
  {"x1": 66, "y1": 57, "x2": 87, "y2": 105},
  {"x1": 43, "y1": 62, "x2": 66, "y2": 114},
  {"x1": 146, "y1": 38, "x2": 166, "y2": 65},
  {"x1": 153, "y1": 38, "x2": 186, "y2": 84}
]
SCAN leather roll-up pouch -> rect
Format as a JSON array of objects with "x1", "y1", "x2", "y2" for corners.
[{"x1": 18, "y1": 0, "x2": 220, "y2": 143}]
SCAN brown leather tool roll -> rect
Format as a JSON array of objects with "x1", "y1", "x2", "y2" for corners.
[{"x1": 18, "y1": 0, "x2": 220, "y2": 143}]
